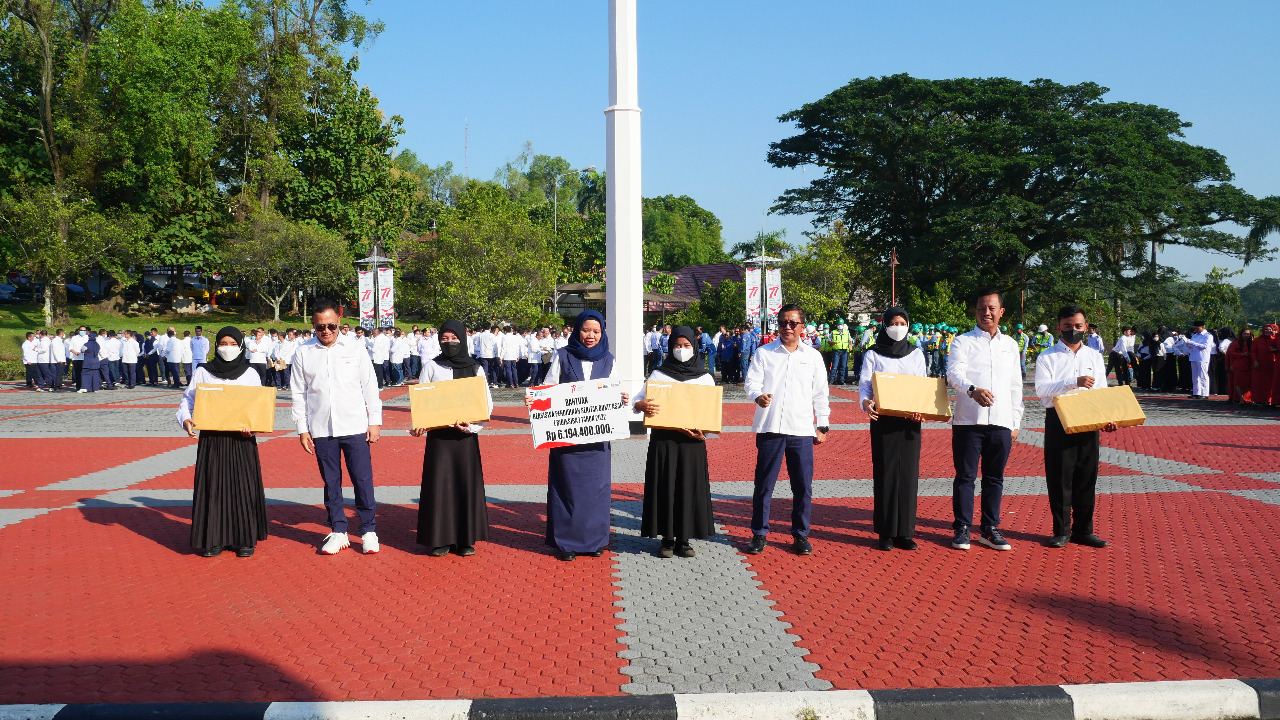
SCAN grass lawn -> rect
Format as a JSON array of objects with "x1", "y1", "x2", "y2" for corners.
[{"x1": 0, "y1": 303, "x2": 422, "y2": 363}]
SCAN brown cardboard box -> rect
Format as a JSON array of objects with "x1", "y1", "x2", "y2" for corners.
[
  {"x1": 1052, "y1": 384, "x2": 1146, "y2": 434},
  {"x1": 191, "y1": 384, "x2": 277, "y2": 432},
  {"x1": 643, "y1": 381, "x2": 723, "y2": 432},
  {"x1": 409, "y1": 375, "x2": 491, "y2": 430},
  {"x1": 870, "y1": 371, "x2": 952, "y2": 422}
]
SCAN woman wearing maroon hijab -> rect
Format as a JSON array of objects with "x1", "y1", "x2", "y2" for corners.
[
  {"x1": 1251, "y1": 324, "x2": 1278, "y2": 406},
  {"x1": 1227, "y1": 328, "x2": 1253, "y2": 404}
]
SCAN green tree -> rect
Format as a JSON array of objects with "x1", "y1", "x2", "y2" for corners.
[
  {"x1": 1189, "y1": 267, "x2": 1243, "y2": 331},
  {"x1": 903, "y1": 280, "x2": 970, "y2": 330},
  {"x1": 768, "y1": 74, "x2": 1280, "y2": 302},
  {"x1": 1239, "y1": 277, "x2": 1280, "y2": 325},
  {"x1": 642, "y1": 194, "x2": 728, "y2": 270},
  {"x1": 220, "y1": 211, "x2": 353, "y2": 321},
  {"x1": 781, "y1": 223, "x2": 861, "y2": 320},
  {"x1": 728, "y1": 229, "x2": 791, "y2": 262}
]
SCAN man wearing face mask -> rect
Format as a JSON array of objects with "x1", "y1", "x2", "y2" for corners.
[
  {"x1": 1036, "y1": 304, "x2": 1115, "y2": 549},
  {"x1": 945, "y1": 289, "x2": 1024, "y2": 552}
]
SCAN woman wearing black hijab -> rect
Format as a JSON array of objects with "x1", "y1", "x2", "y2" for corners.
[
  {"x1": 632, "y1": 326, "x2": 716, "y2": 558},
  {"x1": 176, "y1": 326, "x2": 268, "y2": 557},
  {"x1": 1135, "y1": 331, "x2": 1157, "y2": 390},
  {"x1": 528, "y1": 310, "x2": 629, "y2": 561},
  {"x1": 412, "y1": 319, "x2": 493, "y2": 556},
  {"x1": 857, "y1": 308, "x2": 927, "y2": 551}
]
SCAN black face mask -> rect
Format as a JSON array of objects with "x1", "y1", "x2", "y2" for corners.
[{"x1": 1061, "y1": 329, "x2": 1086, "y2": 345}]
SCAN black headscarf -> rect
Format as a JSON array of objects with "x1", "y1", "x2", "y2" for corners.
[
  {"x1": 656, "y1": 325, "x2": 710, "y2": 381},
  {"x1": 433, "y1": 319, "x2": 478, "y2": 379},
  {"x1": 566, "y1": 310, "x2": 610, "y2": 362},
  {"x1": 872, "y1": 307, "x2": 915, "y2": 359},
  {"x1": 202, "y1": 326, "x2": 251, "y2": 381}
]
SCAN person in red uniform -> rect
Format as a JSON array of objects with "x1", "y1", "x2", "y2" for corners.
[
  {"x1": 1227, "y1": 328, "x2": 1253, "y2": 404},
  {"x1": 1251, "y1": 324, "x2": 1278, "y2": 406}
]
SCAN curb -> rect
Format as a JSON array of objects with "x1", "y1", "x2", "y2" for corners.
[{"x1": 2, "y1": 679, "x2": 1277, "y2": 720}]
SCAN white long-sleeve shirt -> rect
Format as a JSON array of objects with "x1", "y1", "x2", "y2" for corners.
[
  {"x1": 946, "y1": 327, "x2": 1025, "y2": 430},
  {"x1": 418, "y1": 334, "x2": 441, "y2": 362},
  {"x1": 1185, "y1": 330, "x2": 1214, "y2": 363},
  {"x1": 858, "y1": 347, "x2": 928, "y2": 404},
  {"x1": 499, "y1": 333, "x2": 522, "y2": 362},
  {"x1": 1034, "y1": 341, "x2": 1109, "y2": 409},
  {"x1": 744, "y1": 340, "x2": 831, "y2": 436},
  {"x1": 417, "y1": 360, "x2": 493, "y2": 433},
  {"x1": 290, "y1": 338, "x2": 382, "y2": 438},
  {"x1": 51, "y1": 336, "x2": 66, "y2": 363},
  {"x1": 371, "y1": 334, "x2": 392, "y2": 363},
  {"x1": 246, "y1": 336, "x2": 268, "y2": 363},
  {"x1": 66, "y1": 334, "x2": 86, "y2": 359},
  {"x1": 35, "y1": 337, "x2": 51, "y2": 363},
  {"x1": 176, "y1": 365, "x2": 262, "y2": 428},
  {"x1": 102, "y1": 336, "x2": 122, "y2": 362},
  {"x1": 1086, "y1": 333, "x2": 1106, "y2": 354},
  {"x1": 390, "y1": 336, "x2": 411, "y2": 363},
  {"x1": 21, "y1": 339, "x2": 37, "y2": 364},
  {"x1": 477, "y1": 331, "x2": 499, "y2": 359},
  {"x1": 121, "y1": 338, "x2": 140, "y2": 363}
]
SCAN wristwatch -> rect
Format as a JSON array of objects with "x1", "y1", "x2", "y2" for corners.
[
  {"x1": 816, "y1": 426, "x2": 829, "y2": 433},
  {"x1": 967, "y1": 385, "x2": 976, "y2": 397}
]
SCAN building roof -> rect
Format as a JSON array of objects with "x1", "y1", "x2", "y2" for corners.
[{"x1": 643, "y1": 262, "x2": 745, "y2": 301}]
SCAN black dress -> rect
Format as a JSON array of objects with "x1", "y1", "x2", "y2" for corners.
[
  {"x1": 869, "y1": 415, "x2": 920, "y2": 538},
  {"x1": 191, "y1": 430, "x2": 268, "y2": 551},
  {"x1": 417, "y1": 426, "x2": 490, "y2": 549},
  {"x1": 640, "y1": 429, "x2": 714, "y2": 542}
]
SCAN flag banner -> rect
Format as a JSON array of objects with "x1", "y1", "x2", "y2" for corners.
[
  {"x1": 377, "y1": 267, "x2": 395, "y2": 327},
  {"x1": 745, "y1": 267, "x2": 762, "y2": 322},
  {"x1": 358, "y1": 270, "x2": 375, "y2": 328},
  {"x1": 765, "y1": 267, "x2": 782, "y2": 318},
  {"x1": 525, "y1": 379, "x2": 631, "y2": 449}
]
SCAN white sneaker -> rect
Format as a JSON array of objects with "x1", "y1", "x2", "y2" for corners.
[
  {"x1": 361, "y1": 532, "x2": 380, "y2": 554},
  {"x1": 320, "y1": 532, "x2": 349, "y2": 555},
  {"x1": 77, "y1": 388, "x2": 88, "y2": 393}
]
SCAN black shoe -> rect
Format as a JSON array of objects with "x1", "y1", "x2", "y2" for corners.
[
  {"x1": 590, "y1": 548, "x2": 606, "y2": 557},
  {"x1": 428, "y1": 546, "x2": 450, "y2": 557},
  {"x1": 1046, "y1": 535, "x2": 1069, "y2": 548},
  {"x1": 675, "y1": 541, "x2": 695, "y2": 558},
  {"x1": 892, "y1": 537, "x2": 918, "y2": 551},
  {"x1": 1070, "y1": 534, "x2": 1109, "y2": 548},
  {"x1": 236, "y1": 546, "x2": 255, "y2": 557},
  {"x1": 744, "y1": 534, "x2": 767, "y2": 554},
  {"x1": 199, "y1": 547, "x2": 222, "y2": 557},
  {"x1": 657, "y1": 539, "x2": 675, "y2": 558},
  {"x1": 454, "y1": 545, "x2": 475, "y2": 557},
  {"x1": 876, "y1": 536, "x2": 893, "y2": 551},
  {"x1": 792, "y1": 535, "x2": 812, "y2": 555},
  {"x1": 978, "y1": 527, "x2": 1012, "y2": 551},
  {"x1": 951, "y1": 525, "x2": 971, "y2": 550},
  {"x1": 556, "y1": 550, "x2": 576, "y2": 561}
]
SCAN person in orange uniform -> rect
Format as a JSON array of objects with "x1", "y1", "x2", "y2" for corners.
[
  {"x1": 1252, "y1": 324, "x2": 1278, "y2": 406},
  {"x1": 1227, "y1": 328, "x2": 1253, "y2": 404}
]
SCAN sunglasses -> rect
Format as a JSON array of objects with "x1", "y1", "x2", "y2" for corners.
[
  {"x1": 313, "y1": 323, "x2": 339, "y2": 332},
  {"x1": 780, "y1": 321, "x2": 804, "y2": 328}
]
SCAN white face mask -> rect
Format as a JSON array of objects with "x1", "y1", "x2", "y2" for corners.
[
  {"x1": 885, "y1": 325, "x2": 908, "y2": 342},
  {"x1": 216, "y1": 346, "x2": 241, "y2": 361},
  {"x1": 672, "y1": 347, "x2": 694, "y2": 363}
]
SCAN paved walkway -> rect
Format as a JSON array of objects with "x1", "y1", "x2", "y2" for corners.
[{"x1": 2, "y1": 379, "x2": 1279, "y2": 704}]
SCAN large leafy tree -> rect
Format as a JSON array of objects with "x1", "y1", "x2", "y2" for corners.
[
  {"x1": 1239, "y1": 277, "x2": 1280, "y2": 325},
  {"x1": 220, "y1": 211, "x2": 352, "y2": 321},
  {"x1": 781, "y1": 223, "x2": 861, "y2": 321},
  {"x1": 642, "y1": 194, "x2": 728, "y2": 271},
  {"x1": 768, "y1": 74, "x2": 1280, "y2": 302}
]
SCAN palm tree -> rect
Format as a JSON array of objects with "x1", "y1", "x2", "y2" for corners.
[
  {"x1": 728, "y1": 229, "x2": 791, "y2": 261},
  {"x1": 576, "y1": 171, "x2": 606, "y2": 214}
]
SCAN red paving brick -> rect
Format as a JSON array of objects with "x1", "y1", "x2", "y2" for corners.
[
  {"x1": 1100, "y1": 425, "x2": 1280, "y2": 472},
  {"x1": 1, "y1": 503, "x2": 626, "y2": 703},
  {"x1": 0, "y1": 437, "x2": 192, "y2": 492},
  {"x1": 727, "y1": 492, "x2": 1280, "y2": 689}
]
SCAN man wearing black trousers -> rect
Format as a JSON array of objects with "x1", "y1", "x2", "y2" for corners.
[
  {"x1": 1035, "y1": 304, "x2": 1115, "y2": 549},
  {"x1": 945, "y1": 289, "x2": 1025, "y2": 552}
]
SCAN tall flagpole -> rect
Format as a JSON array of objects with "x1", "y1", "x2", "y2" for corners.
[{"x1": 606, "y1": 0, "x2": 643, "y2": 413}]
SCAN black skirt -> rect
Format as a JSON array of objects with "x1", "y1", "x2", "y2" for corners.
[
  {"x1": 869, "y1": 415, "x2": 920, "y2": 538},
  {"x1": 190, "y1": 431, "x2": 268, "y2": 550},
  {"x1": 417, "y1": 427, "x2": 490, "y2": 548},
  {"x1": 640, "y1": 429, "x2": 714, "y2": 541}
]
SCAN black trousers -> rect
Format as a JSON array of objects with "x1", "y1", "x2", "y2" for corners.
[
  {"x1": 952, "y1": 424, "x2": 1012, "y2": 530},
  {"x1": 1107, "y1": 351, "x2": 1131, "y2": 384},
  {"x1": 1044, "y1": 408, "x2": 1099, "y2": 538},
  {"x1": 72, "y1": 360, "x2": 83, "y2": 390}
]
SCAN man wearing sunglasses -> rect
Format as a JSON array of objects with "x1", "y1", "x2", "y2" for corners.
[
  {"x1": 743, "y1": 304, "x2": 831, "y2": 557},
  {"x1": 291, "y1": 299, "x2": 384, "y2": 556}
]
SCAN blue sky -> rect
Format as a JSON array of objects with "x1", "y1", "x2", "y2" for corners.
[{"x1": 352, "y1": 0, "x2": 1280, "y2": 286}]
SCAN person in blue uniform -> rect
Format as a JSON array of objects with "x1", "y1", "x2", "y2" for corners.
[
  {"x1": 79, "y1": 333, "x2": 103, "y2": 393},
  {"x1": 530, "y1": 310, "x2": 629, "y2": 561}
]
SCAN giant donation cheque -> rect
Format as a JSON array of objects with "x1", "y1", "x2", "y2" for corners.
[
  {"x1": 191, "y1": 384, "x2": 277, "y2": 432},
  {"x1": 642, "y1": 382, "x2": 723, "y2": 432},
  {"x1": 526, "y1": 379, "x2": 631, "y2": 449},
  {"x1": 409, "y1": 375, "x2": 491, "y2": 430},
  {"x1": 1052, "y1": 384, "x2": 1146, "y2": 434},
  {"x1": 870, "y1": 372, "x2": 952, "y2": 422}
]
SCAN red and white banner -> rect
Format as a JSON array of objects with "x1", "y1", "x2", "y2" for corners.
[
  {"x1": 525, "y1": 379, "x2": 631, "y2": 449},
  {"x1": 745, "y1": 267, "x2": 761, "y2": 321},
  {"x1": 377, "y1": 267, "x2": 395, "y2": 327},
  {"x1": 765, "y1": 267, "x2": 782, "y2": 318},
  {"x1": 358, "y1": 270, "x2": 375, "y2": 326}
]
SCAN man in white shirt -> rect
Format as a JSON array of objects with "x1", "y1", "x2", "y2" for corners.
[
  {"x1": 743, "y1": 304, "x2": 831, "y2": 557},
  {"x1": 1086, "y1": 325, "x2": 1106, "y2": 355},
  {"x1": 477, "y1": 325, "x2": 500, "y2": 386},
  {"x1": 34, "y1": 331, "x2": 53, "y2": 391},
  {"x1": 22, "y1": 332, "x2": 39, "y2": 389},
  {"x1": 245, "y1": 328, "x2": 269, "y2": 385},
  {"x1": 101, "y1": 330, "x2": 122, "y2": 389},
  {"x1": 945, "y1": 289, "x2": 1024, "y2": 551},
  {"x1": 190, "y1": 325, "x2": 210, "y2": 372},
  {"x1": 121, "y1": 330, "x2": 140, "y2": 388},
  {"x1": 498, "y1": 326, "x2": 521, "y2": 388},
  {"x1": 1107, "y1": 327, "x2": 1134, "y2": 386},
  {"x1": 389, "y1": 329, "x2": 411, "y2": 386},
  {"x1": 275, "y1": 329, "x2": 298, "y2": 389},
  {"x1": 370, "y1": 326, "x2": 392, "y2": 387},
  {"x1": 1035, "y1": 303, "x2": 1115, "y2": 549},
  {"x1": 291, "y1": 298, "x2": 383, "y2": 556},
  {"x1": 534, "y1": 329, "x2": 554, "y2": 385},
  {"x1": 50, "y1": 329, "x2": 66, "y2": 391},
  {"x1": 1185, "y1": 320, "x2": 1215, "y2": 399},
  {"x1": 177, "y1": 331, "x2": 194, "y2": 386},
  {"x1": 337, "y1": 323, "x2": 353, "y2": 345},
  {"x1": 67, "y1": 326, "x2": 89, "y2": 390},
  {"x1": 555, "y1": 326, "x2": 570, "y2": 350}
]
